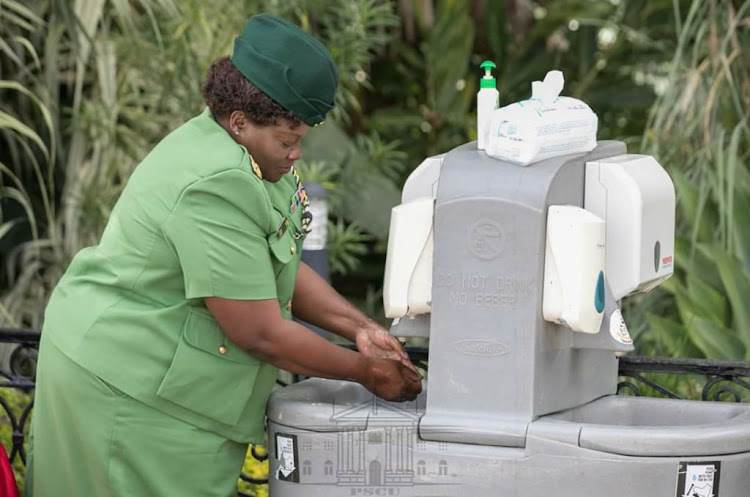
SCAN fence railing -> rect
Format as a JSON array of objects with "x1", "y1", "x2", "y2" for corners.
[
  {"x1": 0, "y1": 329, "x2": 39, "y2": 467},
  {"x1": 616, "y1": 354, "x2": 750, "y2": 401},
  {"x1": 2, "y1": 331, "x2": 749, "y2": 493}
]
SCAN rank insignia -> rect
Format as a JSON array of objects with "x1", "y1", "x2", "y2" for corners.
[
  {"x1": 250, "y1": 156, "x2": 263, "y2": 179},
  {"x1": 277, "y1": 218, "x2": 289, "y2": 237}
]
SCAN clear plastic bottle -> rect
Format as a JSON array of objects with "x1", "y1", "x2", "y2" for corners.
[{"x1": 477, "y1": 60, "x2": 499, "y2": 150}]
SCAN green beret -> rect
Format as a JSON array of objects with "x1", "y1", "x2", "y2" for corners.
[{"x1": 231, "y1": 13, "x2": 339, "y2": 127}]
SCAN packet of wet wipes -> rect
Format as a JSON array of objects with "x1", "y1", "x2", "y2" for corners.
[{"x1": 486, "y1": 71, "x2": 598, "y2": 166}]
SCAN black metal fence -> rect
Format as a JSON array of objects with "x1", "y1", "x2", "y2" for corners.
[
  {"x1": 0, "y1": 329, "x2": 39, "y2": 467},
  {"x1": 2, "y1": 330, "x2": 749, "y2": 494}
]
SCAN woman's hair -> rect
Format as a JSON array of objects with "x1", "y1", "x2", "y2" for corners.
[{"x1": 202, "y1": 56, "x2": 302, "y2": 128}]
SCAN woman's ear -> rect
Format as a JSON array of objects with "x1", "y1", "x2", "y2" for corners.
[{"x1": 229, "y1": 110, "x2": 247, "y2": 136}]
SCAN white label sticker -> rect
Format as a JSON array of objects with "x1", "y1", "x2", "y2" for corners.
[
  {"x1": 676, "y1": 461, "x2": 720, "y2": 497},
  {"x1": 275, "y1": 433, "x2": 300, "y2": 483},
  {"x1": 609, "y1": 309, "x2": 632, "y2": 345}
]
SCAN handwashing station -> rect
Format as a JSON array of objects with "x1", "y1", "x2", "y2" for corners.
[{"x1": 266, "y1": 71, "x2": 750, "y2": 497}]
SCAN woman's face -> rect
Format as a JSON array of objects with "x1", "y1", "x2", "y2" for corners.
[{"x1": 228, "y1": 111, "x2": 309, "y2": 183}]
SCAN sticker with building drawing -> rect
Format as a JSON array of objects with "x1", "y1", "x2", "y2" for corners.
[
  {"x1": 275, "y1": 433, "x2": 300, "y2": 483},
  {"x1": 675, "y1": 461, "x2": 720, "y2": 497}
]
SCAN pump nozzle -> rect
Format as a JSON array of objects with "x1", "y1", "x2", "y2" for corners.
[{"x1": 479, "y1": 60, "x2": 497, "y2": 89}]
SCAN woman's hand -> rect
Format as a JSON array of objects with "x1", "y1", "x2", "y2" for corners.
[
  {"x1": 355, "y1": 322, "x2": 404, "y2": 360},
  {"x1": 355, "y1": 322, "x2": 419, "y2": 373},
  {"x1": 358, "y1": 356, "x2": 422, "y2": 402}
]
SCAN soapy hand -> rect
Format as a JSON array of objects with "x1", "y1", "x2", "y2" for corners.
[
  {"x1": 359, "y1": 356, "x2": 423, "y2": 402},
  {"x1": 355, "y1": 323, "x2": 418, "y2": 373}
]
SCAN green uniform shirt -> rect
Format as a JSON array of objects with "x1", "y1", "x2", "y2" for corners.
[{"x1": 43, "y1": 108, "x2": 306, "y2": 443}]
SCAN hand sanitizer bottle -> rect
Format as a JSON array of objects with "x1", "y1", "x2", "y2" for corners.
[{"x1": 477, "y1": 60, "x2": 499, "y2": 150}]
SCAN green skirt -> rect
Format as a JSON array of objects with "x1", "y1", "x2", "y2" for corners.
[{"x1": 25, "y1": 334, "x2": 247, "y2": 497}]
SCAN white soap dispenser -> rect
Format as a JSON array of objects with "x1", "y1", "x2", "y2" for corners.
[
  {"x1": 542, "y1": 205, "x2": 606, "y2": 334},
  {"x1": 477, "y1": 60, "x2": 499, "y2": 150}
]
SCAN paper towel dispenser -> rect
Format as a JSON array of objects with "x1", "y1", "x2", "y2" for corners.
[
  {"x1": 585, "y1": 155, "x2": 675, "y2": 301},
  {"x1": 383, "y1": 155, "x2": 443, "y2": 319},
  {"x1": 383, "y1": 198, "x2": 434, "y2": 318}
]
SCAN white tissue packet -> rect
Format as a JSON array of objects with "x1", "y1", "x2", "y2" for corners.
[{"x1": 486, "y1": 71, "x2": 598, "y2": 166}]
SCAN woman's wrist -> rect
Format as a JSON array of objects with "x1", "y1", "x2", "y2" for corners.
[
  {"x1": 353, "y1": 318, "x2": 379, "y2": 340},
  {"x1": 352, "y1": 353, "x2": 373, "y2": 386}
]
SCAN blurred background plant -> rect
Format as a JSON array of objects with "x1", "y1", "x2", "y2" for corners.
[
  {"x1": 1, "y1": 0, "x2": 748, "y2": 492},
  {"x1": 626, "y1": 0, "x2": 750, "y2": 360},
  {"x1": 6, "y1": 0, "x2": 745, "y2": 341}
]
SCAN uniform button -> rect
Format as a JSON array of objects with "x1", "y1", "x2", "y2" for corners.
[
  {"x1": 219, "y1": 345, "x2": 227, "y2": 355},
  {"x1": 290, "y1": 245, "x2": 296, "y2": 255},
  {"x1": 286, "y1": 300, "x2": 293, "y2": 311}
]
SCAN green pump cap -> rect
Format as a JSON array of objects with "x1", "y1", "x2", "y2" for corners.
[{"x1": 479, "y1": 60, "x2": 497, "y2": 89}]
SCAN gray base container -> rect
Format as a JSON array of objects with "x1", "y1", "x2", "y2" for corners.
[
  {"x1": 266, "y1": 141, "x2": 750, "y2": 496},
  {"x1": 267, "y1": 379, "x2": 750, "y2": 497}
]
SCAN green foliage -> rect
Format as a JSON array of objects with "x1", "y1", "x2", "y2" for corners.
[
  {"x1": 369, "y1": 0, "x2": 477, "y2": 159},
  {"x1": 327, "y1": 219, "x2": 371, "y2": 275},
  {"x1": 633, "y1": 0, "x2": 750, "y2": 359},
  {"x1": 299, "y1": 122, "x2": 405, "y2": 244},
  {"x1": 1, "y1": 0, "x2": 749, "y2": 353},
  {"x1": 368, "y1": 0, "x2": 684, "y2": 172}
]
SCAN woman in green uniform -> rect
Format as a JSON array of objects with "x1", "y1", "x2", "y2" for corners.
[{"x1": 26, "y1": 13, "x2": 421, "y2": 497}]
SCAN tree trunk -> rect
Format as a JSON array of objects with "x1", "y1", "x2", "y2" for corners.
[{"x1": 398, "y1": 0, "x2": 415, "y2": 42}]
